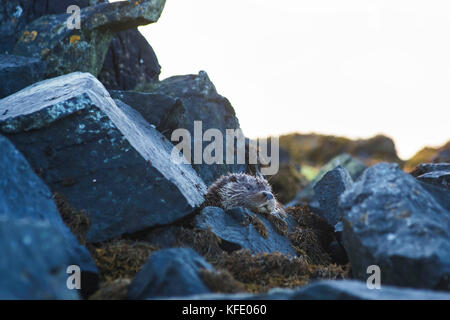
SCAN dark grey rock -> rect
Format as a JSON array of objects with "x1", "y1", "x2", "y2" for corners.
[
  {"x1": 418, "y1": 181, "x2": 450, "y2": 212},
  {"x1": 287, "y1": 280, "x2": 450, "y2": 300},
  {"x1": 285, "y1": 280, "x2": 450, "y2": 300},
  {"x1": 165, "y1": 280, "x2": 450, "y2": 300},
  {"x1": 313, "y1": 165, "x2": 353, "y2": 226},
  {"x1": 417, "y1": 171, "x2": 450, "y2": 189},
  {"x1": 0, "y1": 216, "x2": 79, "y2": 300},
  {"x1": 411, "y1": 163, "x2": 450, "y2": 189},
  {"x1": 0, "y1": 54, "x2": 46, "y2": 98},
  {"x1": 13, "y1": 0, "x2": 165, "y2": 78},
  {"x1": 138, "y1": 71, "x2": 249, "y2": 185},
  {"x1": 0, "y1": 1, "x2": 161, "y2": 92},
  {"x1": 128, "y1": 248, "x2": 214, "y2": 299},
  {"x1": 0, "y1": 0, "x2": 93, "y2": 54},
  {"x1": 411, "y1": 163, "x2": 450, "y2": 176},
  {"x1": 340, "y1": 163, "x2": 450, "y2": 290},
  {"x1": 288, "y1": 153, "x2": 366, "y2": 206},
  {"x1": 110, "y1": 90, "x2": 179, "y2": 129},
  {"x1": 98, "y1": 29, "x2": 161, "y2": 90},
  {"x1": 0, "y1": 134, "x2": 98, "y2": 295},
  {"x1": 0, "y1": 72, "x2": 206, "y2": 243},
  {"x1": 194, "y1": 206, "x2": 296, "y2": 256}
]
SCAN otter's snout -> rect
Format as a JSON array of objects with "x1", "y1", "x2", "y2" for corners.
[{"x1": 261, "y1": 191, "x2": 274, "y2": 201}]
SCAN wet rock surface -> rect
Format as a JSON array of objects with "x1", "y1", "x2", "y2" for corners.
[
  {"x1": 0, "y1": 72, "x2": 206, "y2": 243},
  {"x1": 340, "y1": 163, "x2": 450, "y2": 290}
]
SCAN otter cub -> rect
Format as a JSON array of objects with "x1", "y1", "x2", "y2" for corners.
[{"x1": 204, "y1": 173, "x2": 288, "y2": 234}]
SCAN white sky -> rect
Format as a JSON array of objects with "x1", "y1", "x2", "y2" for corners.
[{"x1": 137, "y1": 0, "x2": 450, "y2": 159}]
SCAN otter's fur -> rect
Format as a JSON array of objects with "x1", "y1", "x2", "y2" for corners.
[{"x1": 204, "y1": 173, "x2": 287, "y2": 224}]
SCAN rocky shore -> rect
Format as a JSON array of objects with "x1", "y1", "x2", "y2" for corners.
[{"x1": 0, "y1": 0, "x2": 449, "y2": 300}]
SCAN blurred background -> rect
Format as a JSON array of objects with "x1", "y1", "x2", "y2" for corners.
[{"x1": 139, "y1": 0, "x2": 449, "y2": 161}]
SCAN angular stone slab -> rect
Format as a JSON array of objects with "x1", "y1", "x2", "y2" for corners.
[
  {"x1": 128, "y1": 248, "x2": 214, "y2": 299},
  {"x1": 340, "y1": 163, "x2": 450, "y2": 290},
  {"x1": 0, "y1": 72, "x2": 206, "y2": 242},
  {"x1": 13, "y1": 0, "x2": 166, "y2": 77},
  {"x1": 0, "y1": 54, "x2": 46, "y2": 98},
  {"x1": 195, "y1": 206, "x2": 296, "y2": 256}
]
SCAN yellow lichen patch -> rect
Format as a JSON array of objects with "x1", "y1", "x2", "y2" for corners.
[
  {"x1": 21, "y1": 30, "x2": 38, "y2": 42},
  {"x1": 69, "y1": 35, "x2": 81, "y2": 45},
  {"x1": 41, "y1": 48, "x2": 50, "y2": 57}
]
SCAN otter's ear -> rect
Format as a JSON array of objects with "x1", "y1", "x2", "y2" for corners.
[{"x1": 228, "y1": 175, "x2": 238, "y2": 182}]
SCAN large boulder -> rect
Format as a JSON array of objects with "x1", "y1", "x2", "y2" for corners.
[
  {"x1": 340, "y1": 163, "x2": 450, "y2": 290},
  {"x1": 0, "y1": 217, "x2": 80, "y2": 299},
  {"x1": 128, "y1": 248, "x2": 214, "y2": 299},
  {"x1": 118, "y1": 71, "x2": 249, "y2": 185},
  {"x1": 98, "y1": 29, "x2": 161, "y2": 90},
  {"x1": 0, "y1": 54, "x2": 46, "y2": 98},
  {"x1": 0, "y1": 72, "x2": 206, "y2": 243},
  {"x1": 194, "y1": 207, "x2": 296, "y2": 256},
  {"x1": 0, "y1": 134, "x2": 98, "y2": 295},
  {"x1": 13, "y1": 0, "x2": 165, "y2": 78}
]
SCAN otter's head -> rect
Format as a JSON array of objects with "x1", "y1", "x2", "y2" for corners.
[{"x1": 218, "y1": 173, "x2": 280, "y2": 214}]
